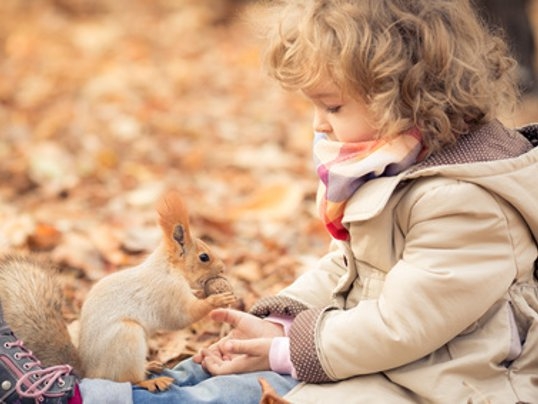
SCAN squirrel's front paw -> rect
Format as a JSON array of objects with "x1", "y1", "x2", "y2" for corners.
[
  {"x1": 145, "y1": 360, "x2": 165, "y2": 374},
  {"x1": 207, "y1": 292, "x2": 236, "y2": 307}
]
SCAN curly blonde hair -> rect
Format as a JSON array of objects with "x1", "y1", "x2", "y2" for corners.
[{"x1": 254, "y1": 0, "x2": 519, "y2": 152}]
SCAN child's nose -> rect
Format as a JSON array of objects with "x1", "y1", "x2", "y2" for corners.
[{"x1": 313, "y1": 111, "x2": 331, "y2": 134}]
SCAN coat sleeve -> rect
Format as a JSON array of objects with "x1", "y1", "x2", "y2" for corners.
[{"x1": 288, "y1": 180, "x2": 519, "y2": 382}]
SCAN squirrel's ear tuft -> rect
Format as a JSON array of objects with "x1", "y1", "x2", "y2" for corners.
[{"x1": 156, "y1": 190, "x2": 192, "y2": 252}]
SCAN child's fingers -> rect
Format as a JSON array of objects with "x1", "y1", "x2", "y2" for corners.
[
  {"x1": 194, "y1": 338, "x2": 230, "y2": 366},
  {"x1": 203, "y1": 353, "x2": 268, "y2": 375},
  {"x1": 210, "y1": 308, "x2": 250, "y2": 327},
  {"x1": 222, "y1": 339, "x2": 265, "y2": 357},
  {"x1": 192, "y1": 352, "x2": 203, "y2": 363}
]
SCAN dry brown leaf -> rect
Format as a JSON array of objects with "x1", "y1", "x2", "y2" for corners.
[
  {"x1": 227, "y1": 183, "x2": 304, "y2": 221},
  {"x1": 52, "y1": 232, "x2": 109, "y2": 281},
  {"x1": 259, "y1": 378, "x2": 291, "y2": 404},
  {"x1": 27, "y1": 222, "x2": 63, "y2": 251}
]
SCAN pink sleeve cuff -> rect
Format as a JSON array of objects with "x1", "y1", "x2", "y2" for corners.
[
  {"x1": 264, "y1": 314, "x2": 293, "y2": 336},
  {"x1": 269, "y1": 337, "x2": 297, "y2": 378}
]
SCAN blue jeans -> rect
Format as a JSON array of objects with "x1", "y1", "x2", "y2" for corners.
[{"x1": 132, "y1": 359, "x2": 299, "y2": 404}]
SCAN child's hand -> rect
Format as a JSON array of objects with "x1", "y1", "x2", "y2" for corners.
[
  {"x1": 201, "y1": 337, "x2": 274, "y2": 374},
  {"x1": 212, "y1": 308, "x2": 286, "y2": 339},
  {"x1": 193, "y1": 309, "x2": 285, "y2": 375}
]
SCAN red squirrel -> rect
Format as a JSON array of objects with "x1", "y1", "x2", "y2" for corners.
[{"x1": 0, "y1": 190, "x2": 236, "y2": 392}]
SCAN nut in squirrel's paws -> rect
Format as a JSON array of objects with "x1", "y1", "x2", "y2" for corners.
[
  {"x1": 203, "y1": 276, "x2": 236, "y2": 307},
  {"x1": 203, "y1": 276, "x2": 234, "y2": 296}
]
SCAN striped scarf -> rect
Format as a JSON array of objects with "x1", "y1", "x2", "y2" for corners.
[{"x1": 313, "y1": 130, "x2": 423, "y2": 241}]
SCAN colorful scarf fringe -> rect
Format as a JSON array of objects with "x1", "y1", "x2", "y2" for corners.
[{"x1": 313, "y1": 130, "x2": 423, "y2": 241}]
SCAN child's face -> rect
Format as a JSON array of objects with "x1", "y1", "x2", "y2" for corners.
[{"x1": 303, "y1": 81, "x2": 378, "y2": 143}]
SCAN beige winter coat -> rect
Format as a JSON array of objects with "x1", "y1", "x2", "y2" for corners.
[{"x1": 252, "y1": 120, "x2": 538, "y2": 403}]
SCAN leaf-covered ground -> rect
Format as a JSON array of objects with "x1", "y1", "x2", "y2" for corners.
[{"x1": 1, "y1": 0, "x2": 537, "y2": 367}]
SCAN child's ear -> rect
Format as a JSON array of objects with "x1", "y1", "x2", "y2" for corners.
[{"x1": 156, "y1": 190, "x2": 193, "y2": 255}]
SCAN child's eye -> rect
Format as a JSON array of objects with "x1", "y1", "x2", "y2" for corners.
[{"x1": 326, "y1": 105, "x2": 341, "y2": 113}]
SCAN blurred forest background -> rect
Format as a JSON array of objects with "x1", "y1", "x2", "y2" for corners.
[{"x1": 1, "y1": 0, "x2": 538, "y2": 366}]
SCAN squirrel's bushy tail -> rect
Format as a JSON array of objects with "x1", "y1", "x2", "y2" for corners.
[{"x1": 0, "y1": 254, "x2": 82, "y2": 375}]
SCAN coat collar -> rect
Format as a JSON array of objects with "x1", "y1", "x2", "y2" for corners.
[{"x1": 342, "y1": 120, "x2": 537, "y2": 223}]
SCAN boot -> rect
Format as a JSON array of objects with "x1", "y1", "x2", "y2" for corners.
[{"x1": 0, "y1": 304, "x2": 78, "y2": 403}]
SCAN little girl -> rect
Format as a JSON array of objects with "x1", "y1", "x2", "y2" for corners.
[
  {"x1": 190, "y1": 0, "x2": 538, "y2": 402},
  {"x1": 4, "y1": 0, "x2": 537, "y2": 403}
]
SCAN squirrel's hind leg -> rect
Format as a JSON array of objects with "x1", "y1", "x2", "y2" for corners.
[
  {"x1": 137, "y1": 361, "x2": 175, "y2": 392},
  {"x1": 99, "y1": 320, "x2": 174, "y2": 391},
  {"x1": 84, "y1": 319, "x2": 147, "y2": 383},
  {"x1": 136, "y1": 376, "x2": 175, "y2": 392}
]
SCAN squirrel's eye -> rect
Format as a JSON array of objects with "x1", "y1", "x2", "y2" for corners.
[{"x1": 199, "y1": 253, "x2": 210, "y2": 263}]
